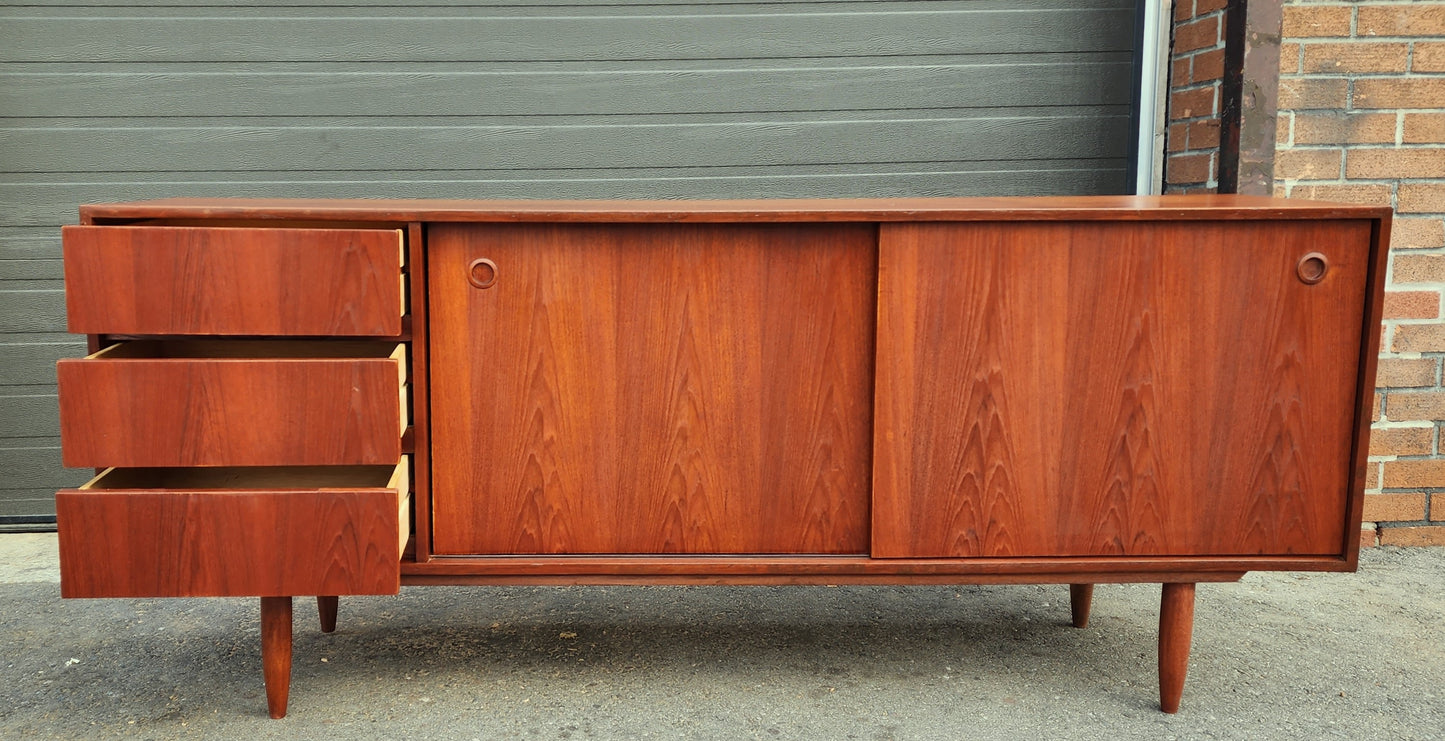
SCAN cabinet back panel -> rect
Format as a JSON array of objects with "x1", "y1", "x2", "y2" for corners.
[
  {"x1": 428, "y1": 223, "x2": 876, "y2": 554},
  {"x1": 873, "y1": 220, "x2": 1372, "y2": 558}
]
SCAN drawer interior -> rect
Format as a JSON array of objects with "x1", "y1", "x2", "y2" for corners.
[
  {"x1": 82, "y1": 461, "x2": 409, "y2": 493},
  {"x1": 82, "y1": 459, "x2": 413, "y2": 554},
  {"x1": 89, "y1": 339, "x2": 406, "y2": 362},
  {"x1": 59, "y1": 458, "x2": 412, "y2": 598}
]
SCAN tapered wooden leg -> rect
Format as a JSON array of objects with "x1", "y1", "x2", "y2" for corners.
[
  {"x1": 1069, "y1": 584, "x2": 1094, "y2": 628},
  {"x1": 260, "y1": 596, "x2": 293, "y2": 719},
  {"x1": 1158, "y1": 582, "x2": 1196, "y2": 714},
  {"x1": 317, "y1": 596, "x2": 338, "y2": 633},
  {"x1": 1068, "y1": 583, "x2": 1094, "y2": 628}
]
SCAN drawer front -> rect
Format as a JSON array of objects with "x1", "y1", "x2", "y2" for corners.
[
  {"x1": 58, "y1": 341, "x2": 407, "y2": 467},
  {"x1": 62, "y1": 225, "x2": 405, "y2": 336},
  {"x1": 56, "y1": 461, "x2": 410, "y2": 598}
]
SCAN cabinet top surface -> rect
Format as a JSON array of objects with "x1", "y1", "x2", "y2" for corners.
[{"x1": 80, "y1": 195, "x2": 1392, "y2": 224}]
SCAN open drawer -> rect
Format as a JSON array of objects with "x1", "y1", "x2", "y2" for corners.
[
  {"x1": 62, "y1": 225, "x2": 406, "y2": 336},
  {"x1": 56, "y1": 459, "x2": 410, "y2": 598},
  {"x1": 58, "y1": 340, "x2": 408, "y2": 467}
]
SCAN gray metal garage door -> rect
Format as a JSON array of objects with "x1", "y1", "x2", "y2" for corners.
[{"x1": 0, "y1": 0, "x2": 1138, "y2": 524}]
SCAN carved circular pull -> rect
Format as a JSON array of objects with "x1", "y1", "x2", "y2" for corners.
[
  {"x1": 1297, "y1": 252, "x2": 1329, "y2": 285},
  {"x1": 467, "y1": 258, "x2": 498, "y2": 289}
]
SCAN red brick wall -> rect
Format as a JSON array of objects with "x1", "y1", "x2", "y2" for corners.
[
  {"x1": 1165, "y1": 1, "x2": 1445, "y2": 545},
  {"x1": 1166, "y1": 0, "x2": 1229, "y2": 192},
  {"x1": 1274, "y1": 1, "x2": 1445, "y2": 547}
]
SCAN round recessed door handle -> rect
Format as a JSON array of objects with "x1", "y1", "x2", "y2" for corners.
[
  {"x1": 1297, "y1": 252, "x2": 1329, "y2": 285},
  {"x1": 467, "y1": 258, "x2": 498, "y2": 289}
]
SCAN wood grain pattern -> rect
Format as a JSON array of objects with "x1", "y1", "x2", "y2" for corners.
[
  {"x1": 317, "y1": 596, "x2": 338, "y2": 634},
  {"x1": 402, "y1": 573, "x2": 1242, "y2": 587},
  {"x1": 398, "y1": 553, "x2": 1305, "y2": 578},
  {"x1": 1070, "y1": 584, "x2": 1094, "y2": 628},
  {"x1": 1158, "y1": 582, "x2": 1196, "y2": 713},
  {"x1": 81, "y1": 195, "x2": 1394, "y2": 225},
  {"x1": 57, "y1": 341, "x2": 405, "y2": 467},
  {"x1": 62, "y1": 225, "x2": 403, "y2": 336},
  {"x1": 428, "y1": 223, "x2": 875, "y2": 554},
  {"x1": 406, "y1": 222, "x2": 432, "y2": 563},
  {"x1": 44, "y1": 194, "x2": 1393, "y2": 719},
  {"x1": 1344, "y1": 217, "x2": 1393, "y2": 570},
  {"x1": 874, "y1": 220, "x2": 1374, "y2": 558},
  {"x1": 55, "y1": 463, "x2": 408, "y2": 598},
  {"x1": 260, "y1": 596, "x2": 293, "y2": 719}
]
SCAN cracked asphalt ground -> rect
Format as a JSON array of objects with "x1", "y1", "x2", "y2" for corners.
[{"x1": 2, "y1": 535, "x2": 1442, "y2": 740}]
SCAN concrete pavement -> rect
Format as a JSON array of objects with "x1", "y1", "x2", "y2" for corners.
[{"x1": 2, "y1": 534, "x2": 1442, "y2": 740}]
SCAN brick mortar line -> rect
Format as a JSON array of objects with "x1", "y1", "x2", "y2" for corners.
[
  {"x1": 1169, "y1": 113, "x2": 1224, "y2": 123},
  {"x1": 1279, "y1": 108, "x2": 1445, "y2": 114},
  {"x1": 1296, "y1": 88, "x2": 1445, "y2": 98},
  {"x1": 1171, "y1": 52, "x2": 1226, "y2": 64},
  {"x1": 1378, "y1": 357, "x2": 1440, "y2": 365},
  {"x1": 1173, "y1": 43, "x2": 1226, "y2": 55},
  {"x1": 1282, "y1": 177, "x2": 1445, "y2": 185},
  {"x1": 1172, "y1": 42, "x2": 1227, "y2": 57},
  {"x1": 1279, "y1": 144, "x2": 1445, "y2": 150},
  {"x1": 1268, "y1": 114, "x2": 1438, "y2": 121},
  {"x1": 1277, "y1": 143, "x2": 1445, "y2": 148},
  {"x1": 1170, "y1": 110, "x2": 1224, "y2": 120},
  {"x1": 1278, "y1": 107, "x2": 1445, "y2": 112},
  {"x1": 1280, "y1": 73, "x2": 1445, "y2": 78},
  {"x1": 1277, "y1": 115, "x2": 1445, "y2": 119},
  {"x1": 1176, "y1": 9, "x2": 1228, "y2": 22},
  {"x1": 1291, "y1": 39, "x2": 1445, "y2": 44},
  {"x1": 1371, "y1": 520, "x2": 1438, "y2": 529},
  {"x1": 1281, "y1": 176, "x2": 1445, "y2": 183},
  {"x1": 1170, "y1": 80, "x2": 1224, "y2": 93}
]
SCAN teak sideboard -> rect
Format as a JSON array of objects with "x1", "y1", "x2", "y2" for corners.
[{"x1": 53, "y1": 196, "x2": 1390, "y2": 718}]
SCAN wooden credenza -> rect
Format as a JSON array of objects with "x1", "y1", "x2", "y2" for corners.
[{"x1": 53, "y1": 196, "x2": 1390, "y2": 718}]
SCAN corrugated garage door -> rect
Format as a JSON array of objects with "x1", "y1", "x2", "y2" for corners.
[{"x1": 0, "y1": 0, "x2": 1138, "y2": 524}]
